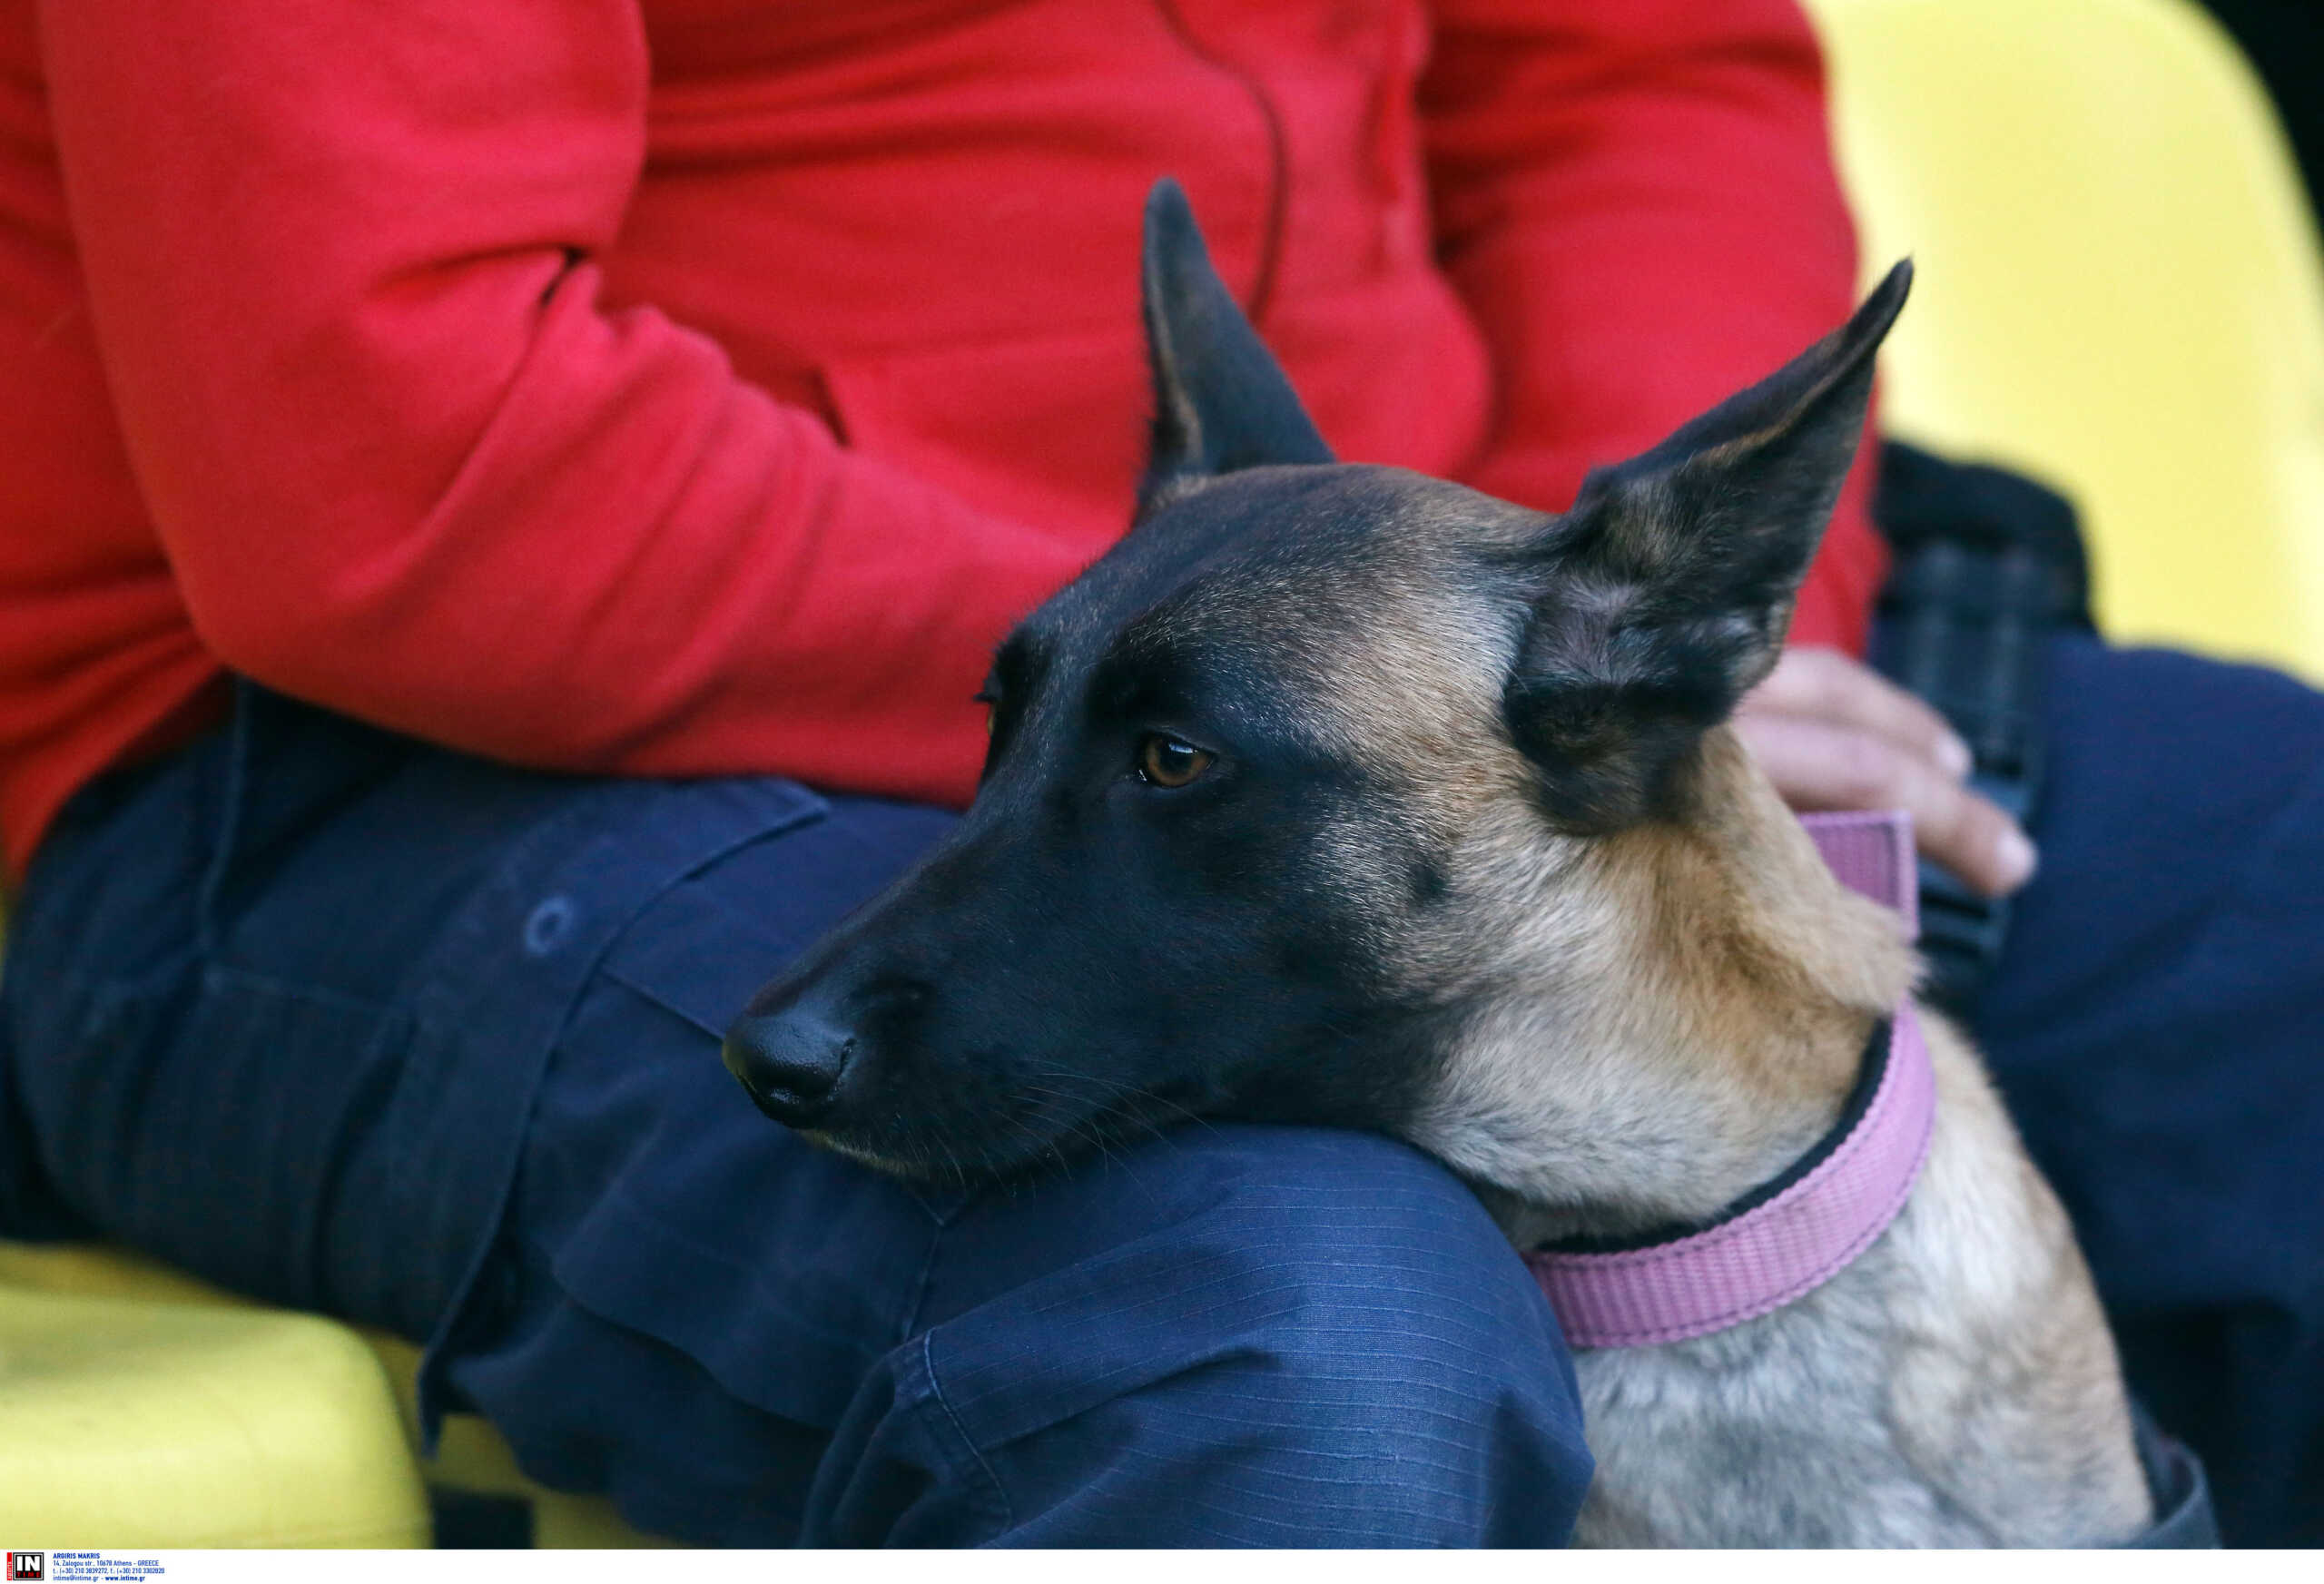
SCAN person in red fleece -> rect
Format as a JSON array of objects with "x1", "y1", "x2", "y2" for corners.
[
  {"x1": 0, "y1": 0, "x2": 2024, "y2": 893},
  {"x1": 1, "y1": 0, "x2": 2314, "y2": 1546}
]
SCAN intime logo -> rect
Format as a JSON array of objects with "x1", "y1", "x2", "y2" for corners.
[{"x1": 5, "y1": 1554, "x2": 44, "y2": 1582}]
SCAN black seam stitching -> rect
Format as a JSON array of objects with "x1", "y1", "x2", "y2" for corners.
[{"x1": 1150, "y1": 0, "x2": 1289, "y2": 324}]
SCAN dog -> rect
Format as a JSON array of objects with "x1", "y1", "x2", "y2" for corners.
[{"x1": 724, "y1": 181, "x2": 2161, "y2": 1546}]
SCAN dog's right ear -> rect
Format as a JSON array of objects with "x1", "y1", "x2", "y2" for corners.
[{"x1": 1137, "y1": 178, "x2": 1333, "y2": 519}]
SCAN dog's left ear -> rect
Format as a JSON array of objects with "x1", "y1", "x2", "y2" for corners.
[
  {"x1": 1137, "y1": 178, "x2": 1333, "y2": 517},
  {"x1": 1506, "y1": 261, "x2": 1912, "y2": 832}
]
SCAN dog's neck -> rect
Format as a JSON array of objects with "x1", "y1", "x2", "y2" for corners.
[{"x1": 1415, "y1": 730, "x2": 1919, "y2": 1246}]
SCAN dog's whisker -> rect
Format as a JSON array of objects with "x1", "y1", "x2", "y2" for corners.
[
  {"x1": 1014, "y1": 1070, "x2": 1211, "y2": 1156},
  {"x1": 1004, "y1": 1080, "x2": 1132, "y2": 1173},
  {"x1": 998, "y1": 1107, "x2": 1082, "y2": 1182},
  {"x1": 1015, "y1": 1056, "x2": 1275, "y2": 1166}
]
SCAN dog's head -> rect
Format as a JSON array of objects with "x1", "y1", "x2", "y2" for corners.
[{"x1": 725, "y1": 181, "x2": 1911, "y2": 1200}]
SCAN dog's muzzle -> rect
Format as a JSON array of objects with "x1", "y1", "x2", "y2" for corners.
[{"x1": 723, "y1": 1006, "x2": 855, "y2": 1127}]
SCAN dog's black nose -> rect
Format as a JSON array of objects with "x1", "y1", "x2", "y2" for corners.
[{"x1": 723, "y1": 1008, "x2": 855, "y2": 1127}]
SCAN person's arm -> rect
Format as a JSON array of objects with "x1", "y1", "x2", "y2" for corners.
[
  {"x1": 1420, "y1": 0, "x2": 2033, "y2": 894},
  {"x1": 40, "y1": 0, "x2": 1081, "y2": 804},
  {"x1": 1419, "y1": 0, "x2": 1883, "y2": 654}
]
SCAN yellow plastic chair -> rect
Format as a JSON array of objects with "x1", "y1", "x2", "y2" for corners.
[
  {"x1": 0, "y1": 1240, "x2": 674, "y2": 1547},
  {"x1": 1804, "y1": 0, "x2": 2324, "y2": 683}
]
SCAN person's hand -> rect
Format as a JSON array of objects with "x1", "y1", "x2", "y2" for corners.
[{"x1": 1735, "y1": 646, "x2": 2037, "y2": 899}]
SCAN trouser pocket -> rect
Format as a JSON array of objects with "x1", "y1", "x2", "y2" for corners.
[{"x1": 34, "y1": 959, "x2": 426, "y2": 1328}]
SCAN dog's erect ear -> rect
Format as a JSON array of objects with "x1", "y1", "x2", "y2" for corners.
[
  {"x1": 1137, "y1": 178, "x2": 1332, "y2": 517},
  {"x1": 1505, "y1": 261, "x2": 1913, "y2": 832}
]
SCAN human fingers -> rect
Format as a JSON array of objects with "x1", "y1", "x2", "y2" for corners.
[
  {"x1": 1739, "y1": 646, "x2": 1972, "y2": 780},
  {"x1": 1732, "y1": 710, "x2": 2037, "y2": 898}
]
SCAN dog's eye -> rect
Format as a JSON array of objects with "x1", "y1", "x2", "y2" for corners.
[{"x1": 1137, "y1": 734, "x2": 1215, "y2": 789}]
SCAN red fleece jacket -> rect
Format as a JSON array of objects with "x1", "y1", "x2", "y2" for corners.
[{"x1": 0, "y1": 0, "x2": 1880, "y2": 881}]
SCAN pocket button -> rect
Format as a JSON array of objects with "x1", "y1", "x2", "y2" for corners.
[{"x1": 522, "y1": 895, "x2": 577, "y2": 957}]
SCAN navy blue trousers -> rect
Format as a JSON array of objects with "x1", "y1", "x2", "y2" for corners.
[
  {"x1": 2, "y1": 634, "x2": 2319, "y2": 1545},
  {"x1": 0, "y1": 685, "x2": 1588, "y2": 1546},
  {"x1": 1969, "y1": 642, "x2": 2324, "y2": 1547}
]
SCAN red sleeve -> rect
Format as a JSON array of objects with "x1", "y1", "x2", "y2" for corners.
[
  {"x1": 1420, "y1": 0, "x2": 1885, "y2": 653},
  {"x1": 37, "y1": 0, "x2": 1085, "y2": 804}
]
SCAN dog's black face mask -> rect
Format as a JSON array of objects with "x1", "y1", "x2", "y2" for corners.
[
  {"x1": 721, "y1": 470, "x2": 1464, "y2": 1182},
  {"x1": 724, "y1": 180, "x2": 1908, "y2": 1185}
]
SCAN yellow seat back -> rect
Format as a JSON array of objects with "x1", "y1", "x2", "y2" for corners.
[{"x1": 1805, "y1": 0, "x2": 2324, "y2": 683}]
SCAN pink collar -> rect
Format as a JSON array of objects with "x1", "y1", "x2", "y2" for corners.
[{"x1": 1523, "y1": 812, "x2": 1936, "y2": 1349}]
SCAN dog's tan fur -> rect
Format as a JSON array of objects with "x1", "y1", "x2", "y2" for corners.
[
  {"x1": 1423, "y1": 734, "x2": 2151, "y2": 1544},
  {"x1": 1152, "y1": 469, "x2": 2153, "y2": 1544}
]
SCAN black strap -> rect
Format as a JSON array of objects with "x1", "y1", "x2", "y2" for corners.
[{"x1": 1869, "y1": 442, "x2": 2093, "y2": 1014}]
